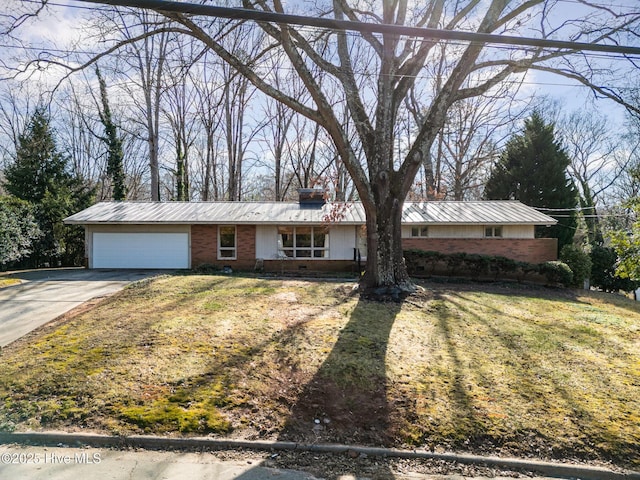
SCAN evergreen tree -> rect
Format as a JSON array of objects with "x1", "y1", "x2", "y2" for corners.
[
  {"x1": 96, "y1": 66, "x2": 127, "y2": 201},
  {"x1": 3, "y1": 107, "x2": 94, "y2": 267},
  {"x1": 0, "y1": 197, "x2": 42, "y2": 270},
  {"x1": 484, "y1": 112, "x2": 578, "y2": 252}
]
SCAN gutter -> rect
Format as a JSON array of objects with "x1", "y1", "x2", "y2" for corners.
[{"x1": 1, "y1": 432, "x2": 638, "y2": 480}]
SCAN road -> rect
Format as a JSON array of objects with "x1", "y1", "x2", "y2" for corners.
[
  {"x1": 0, "y1": 445, "x2": 569, "y2": 480},
  {"x1": 0, "y1": 269, "x2": 164, "y2": 347}
]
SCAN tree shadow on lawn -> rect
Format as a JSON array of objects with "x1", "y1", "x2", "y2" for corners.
[
  {"x1": 232, "y1": 297, "x2": 403, "y2": 479},
  {"x1": 105, "y1": 284, "x2": 404, "y2": 477},
  {"x1": 440, "y1": 292, "x2": 640, "y2": 468},
  {"x1": 278, "y1": 298, "x2": 402, "y2": 445},
  {"x1": 433, "y1": 278, "x2": 640, "y2": 317}
]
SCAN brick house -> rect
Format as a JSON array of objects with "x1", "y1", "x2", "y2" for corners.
[{"x1": 64, "y1": 195, "x2": 557, "y2": 272}]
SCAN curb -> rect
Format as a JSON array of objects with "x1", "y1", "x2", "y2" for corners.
[{"x1": 1, "y1": 432, "x2": 638, "y2": 480}]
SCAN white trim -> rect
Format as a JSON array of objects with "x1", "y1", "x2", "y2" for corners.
[
  {"x1": 484, "y1": 225, "x2": 504, "y2": 238},
  {"x1": 410, "y1": 225, "x2": 429, "y2": 237},
  {"x1": 218, "y1": 225, "x2": 237, "y2": 260},
  {"x1": 277, "y1": 226, "x2": 329, "y2": 259}
]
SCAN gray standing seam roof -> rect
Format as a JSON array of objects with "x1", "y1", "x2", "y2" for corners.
[{"x1": 63, "y1": 201, "x2": 556, "y2": 226}]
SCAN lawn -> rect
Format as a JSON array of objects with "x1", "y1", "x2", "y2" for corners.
[
  {"x1": 0, "y1": 274, "x2": 638, "y2": 468},
  {"x1": 0, "y1": 278, "x2": 20, "y2": 288}
]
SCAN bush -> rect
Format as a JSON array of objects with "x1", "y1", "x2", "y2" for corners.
[
  {"x1": 590, "y1": 245, "x2": 639, "y2": 293},
  {"x1": 540, "y1": 261, "x2": 573, "y2": 287},
  {"x1": 446, "y1": 252, "x2": 467, "y2": 274},
  {"x1": 464, "y1": 254, "x2": 491, "y2": 278},
  {"x1": 405, "y1": 249, "x2": 540, "y2": 283},
  {"x1": 403, "y1": 249, "x2": 446, "y2": 275},
  {"x1": 559, "y1": 245, "x2": 592, "y2": 287},
  {"x1": 491, "y1": 256, "x2": 519, "y2": 280},
  {"x1": 404, "y1": 249, "x2": 577, "y2": 287}
]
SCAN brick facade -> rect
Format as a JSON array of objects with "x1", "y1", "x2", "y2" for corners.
[
  {"x1": 262, "y1": 259, "x2": 358, "y2": 274},
  {"x1": 191, "y1": 224, "x2": 557, "y2": 272},
  {"x1": 401, "y1": 237, "x2": 558, "y2": 264},
  {"x1": 191, "y1": 224, "x2": 256, "y2": 270}
]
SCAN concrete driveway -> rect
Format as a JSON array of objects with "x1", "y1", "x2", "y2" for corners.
[{"x1": 0, "y1": 269, "x2": 164, "y2": 347}]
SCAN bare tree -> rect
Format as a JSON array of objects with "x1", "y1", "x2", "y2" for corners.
[
  {"x1": 435, "y1": 88, "x2": 529, "y2": 200},
  {"x1": 259, "y1": 75, "x2": 298, "y2": 201},
  {"x1": 190, "y1": 50, "x2": 225, "y2": 201},
  {"x1": 97, "y1": 7, "x2": 171, "y2": 201},
  {"x1": 0, "y1": 83, "x2": 36, "y2": 163},
  {"x1": 162, "y1": 36, "x2": 203, "y2": 201},
  {"x1": 151, "y1": 0, "x2": 640, "y2": 293},
  {"x1": 18, "y1": 0, "x2": 640, "y2": 292},
  {"x1": 54, "y1": 81, "x2": 106, "y2": 194},
  {"x1": 558, "y1": 108, "x2": 623, "y2": 245}
]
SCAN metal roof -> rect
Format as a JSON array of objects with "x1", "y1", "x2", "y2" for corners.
[
  {"x1": 64, "y1": 200, "x2": 556, "y2": 226},
  {"x1": 402, "y1": 201, "x2": 556, "y2": 225},
  {"x1": 64, "y1": 202, "x2": 366, "y2": 225}
]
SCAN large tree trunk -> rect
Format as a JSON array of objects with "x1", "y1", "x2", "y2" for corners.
[{"x1": 360, "y1": 178, "x2": 414, "y2": 298}]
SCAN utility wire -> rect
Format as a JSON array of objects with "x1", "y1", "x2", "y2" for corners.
[{"x1": 69, "y1": 0, "x2": 640, "y2": 56}]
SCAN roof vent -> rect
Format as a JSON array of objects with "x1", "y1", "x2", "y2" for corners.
[{"x1": 298, "y1": 188, "x2": 326, "y2": 208}]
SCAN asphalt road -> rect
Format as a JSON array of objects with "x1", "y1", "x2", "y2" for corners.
[
  {"x1": 0, "y1": 268, "x2": 165, "y2": 347},
  {"x1": 0, "y1": 445, "x2": 569, "y2": 480}
]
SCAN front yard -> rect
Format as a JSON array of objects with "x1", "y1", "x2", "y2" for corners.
[{"x1": 0, "y1": 274, "x2": 638, "y2": 468}]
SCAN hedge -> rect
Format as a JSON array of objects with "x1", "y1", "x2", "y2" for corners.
[{"x1": 404, "y1": 249, "x2": 573, "y2": 287}]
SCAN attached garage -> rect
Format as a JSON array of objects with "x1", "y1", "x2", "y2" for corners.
[
  {"x1": 90, "y1": 230, "x2": 190, "y2": 269},
  {"x1": 65, "y1": 200, "x2": 559, "y2": 271}
]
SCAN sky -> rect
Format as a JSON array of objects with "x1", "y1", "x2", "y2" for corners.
[{"x1": 3, "y1": 0, "x2": 639, "y2": 131}]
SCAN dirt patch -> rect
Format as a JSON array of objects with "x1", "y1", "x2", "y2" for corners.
[{"x1": 272, "y1": 291, "x2": 299, "y2": 303}]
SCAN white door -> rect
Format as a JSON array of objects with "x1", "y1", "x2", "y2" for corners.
[{"x1": 92, "y1": 232, "x2": 189, "y2": 269}]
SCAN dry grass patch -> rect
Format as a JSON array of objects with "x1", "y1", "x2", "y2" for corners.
[
  {"x1": 0, "y1": 278, "x2": 20, "y2": 288},
  {"x1": 0, "y1": 275, "x2": 638, "y2": 469}
]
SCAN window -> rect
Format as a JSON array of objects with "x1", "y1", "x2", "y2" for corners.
[
  {"x1": 278, "y1": 226, "x2": 328, "y2": 258},
  {"x1": 218, "y1": 226, "x2": 236, "y2": 259},
  {"x1": 411, "y1": 226, "x2": 429, "y2": 237},
  {"x1": 485, "y1": 226, "x2": 503, "y2": 238}
]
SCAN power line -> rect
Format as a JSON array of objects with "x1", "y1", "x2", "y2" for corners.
[
  {"x1": 6, "y1": 41, "x2": 637, "y2": 90},
  {"x1": 70, "y1": 0, "x2": 640, "y2": 56},
  {"x1": 19, "y1": 0, "x2": 640, "y2": 64}
]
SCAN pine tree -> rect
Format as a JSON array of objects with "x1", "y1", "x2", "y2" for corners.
[
  {"x1": 484, "y1": 112, "x2": 578, "y2": 252},
  {"x1": 4, "y1": 107, "x2": 68, "y2": 204},
  {"x1": 3, "y1": 107, "x2": 94, "y2": 267}
]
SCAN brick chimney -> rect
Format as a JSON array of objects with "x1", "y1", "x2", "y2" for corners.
[{"x1": 298, "y1": 188, "x2": 326, "y2": 208}]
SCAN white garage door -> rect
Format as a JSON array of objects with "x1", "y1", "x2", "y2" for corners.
[{"x1": 93, "y1": 232, "x2": 189, "y2": 269}]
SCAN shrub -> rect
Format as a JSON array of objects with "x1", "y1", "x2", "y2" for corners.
[
  {"x1": 193, "y1": 263, "x2": 218, "y2": 274},
  {"x1": 540, "y1": 261, "x2": 573, "y2": 287},
  {"x1": 464, "y1": 254, "x2": 491, "y2": 278},
  {"x1": 405, "y1": 249, "x2": 541, "y2": 283},
  {"x1": 404, "y1": 249, "x2": 446, "y2": 275},
  {"x1": 560, "y1": 245, "x2": 592, "y2": 287},
  {"x1": 491, "y1": 256, "x2": 519, "y2": 280},
  {"x1": 590, "y1": 245, "x2": 639, "y2": 293},
  {"x1": 446, "y1": 252, "x2": 467, "y2": 274}
]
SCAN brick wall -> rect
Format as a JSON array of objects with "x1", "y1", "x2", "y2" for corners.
[
  {"x1": 402, "y1": 237, "x2": 558, "y2": 264},
  {"x1": 192, "y1": 224, "x2": 557, "y2": 272},
  {"x1": 191, "y1": 225, "x2": 257, "y2": 270},
  {"x1": 263, "y1": 259, "x2": 358, "y2": 274}
]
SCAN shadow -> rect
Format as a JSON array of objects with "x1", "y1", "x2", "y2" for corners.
[
  {"x1": 432, "y1": 298, "x2": 484, "y2": 437},
  {"x1": 439, "y1": 290, "x2": 639, "y2": 466},
  {"x1": 231, "y1": 297, "x2": 403, "y2": 479},
  {"x1": 279, "y1": 298, "x2": 402, "y2": 445}
]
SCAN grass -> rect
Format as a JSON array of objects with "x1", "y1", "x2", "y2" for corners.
[
  {"x1": 0, "y1": 278, "x2": 20, "y2": 288},
  {"x1": 0, "y1": 274, "x2": 638, "y2": 468}
]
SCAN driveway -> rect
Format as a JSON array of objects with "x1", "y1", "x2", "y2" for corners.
[{"x1": 0, "y1": 269, "x2": 164, "y2": 347}]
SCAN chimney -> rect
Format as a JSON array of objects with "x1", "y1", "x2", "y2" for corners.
[{"x1": 298, "y1": 188, "x2": 326, "y2": 208}]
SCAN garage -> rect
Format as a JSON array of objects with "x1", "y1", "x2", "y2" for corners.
[{"x1": 92, "y1": 232, "x2": 189, "y2": 269}]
